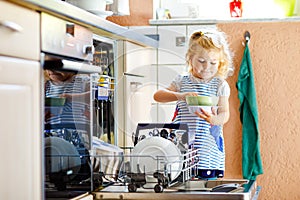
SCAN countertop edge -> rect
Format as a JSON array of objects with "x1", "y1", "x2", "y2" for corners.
[
  {"x1": 5, "y1": 0, "x2": 158, "y2": 48},
  {"x1": 149, "y1": 17, "x2": 300, "y2": 25}
]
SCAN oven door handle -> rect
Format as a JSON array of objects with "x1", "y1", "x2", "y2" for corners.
[
  {"x1": 43, "y1": 58, "x2": 102, "y2": 74},
  {"x1": 62, "y1": 60, "x2": 102, "y2": 74}
]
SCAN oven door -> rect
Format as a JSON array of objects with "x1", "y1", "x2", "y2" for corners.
[{"x1": 42, "y1": 54, "x2": 101, "y2": 198}]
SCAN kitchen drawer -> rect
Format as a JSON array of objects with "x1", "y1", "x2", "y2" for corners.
[{"x1": 0, "y1": 1, "x2": 40, "y2": 60}]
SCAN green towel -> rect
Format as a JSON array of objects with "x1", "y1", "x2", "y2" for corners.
[{"x1": 236, "y1": 43, "x2": 263, "y2": 180}]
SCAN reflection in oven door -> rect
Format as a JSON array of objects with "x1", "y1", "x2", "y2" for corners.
[
  {"x1": 41, "y1": 13, "x2": 118, "y2": 199},
  {"x1": 43, "y1": 58, "x2": 97, "y2": 197},
  {"x1": 41, "y1": 13, "x2": 99, "y2": 198}
]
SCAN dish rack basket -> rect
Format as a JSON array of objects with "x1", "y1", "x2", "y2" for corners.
[
  {"x1": 113, "y1": 123, "x2": 197, "y2": 193},
  {"x1": 118, "y1": 148, "x2": 199, "y2": 193},
  {"x1": 45, "y1": 123, "x2": 199, "y2": 193}
]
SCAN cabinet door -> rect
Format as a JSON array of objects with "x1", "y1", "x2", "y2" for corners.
[
  {"x1": 0, "y1": 56, "x2": 42, "y2": 200},
  {"x1": 0, "y1": 1, "x2": 40, "y2": 60},
  {"x1": 157, "y1": 26, "x2": 186, "y2": 65},
  {"x1": 155, "y1": 64, "x2": 187, "y2": 123}
]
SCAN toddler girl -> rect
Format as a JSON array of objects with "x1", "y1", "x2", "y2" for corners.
[{"x1": 153, "y1": 30, "x2": 233, "y2": 179}]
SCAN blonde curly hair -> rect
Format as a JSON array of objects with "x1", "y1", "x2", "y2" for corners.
[{"x1": 186, "y1": 30, "x2": 234, "y2": 78}]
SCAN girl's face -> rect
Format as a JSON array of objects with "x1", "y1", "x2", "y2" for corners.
[
  {"x1": 190, "y1": 49, "x2": 220, "y2": 80},
  {"x1": 46, "y1": 70, "x2": 74, "y2": 83}
]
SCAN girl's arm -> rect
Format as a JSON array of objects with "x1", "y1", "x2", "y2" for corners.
[{"x1": 153, "y1": 85, "x2": 197, "y2": 103}]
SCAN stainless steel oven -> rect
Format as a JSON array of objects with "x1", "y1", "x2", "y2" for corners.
[{"x1": 41, "y1": 13, "x2": 117, "y2": 199}]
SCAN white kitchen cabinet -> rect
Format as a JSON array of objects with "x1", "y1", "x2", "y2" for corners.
[
  {"x1": 0, "y1": 2, "x2": 42, "y2": 199},
  {"x1": 0, "y1": 1, "x2": 40, "y2": 60},
  {"x1": 0, "y1": 56, "x2": 42, "y2": 200},
  {"x1": 157, "y1": 25, "x2": 186, "y2": 65},
  {"x1": 117, "y1": 39, "x2": 157, "y2": 148}
]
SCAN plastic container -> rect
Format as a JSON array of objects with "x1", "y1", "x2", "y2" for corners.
[{"x1": 229, "y1": 0, "x2": 243, "y2": 17}]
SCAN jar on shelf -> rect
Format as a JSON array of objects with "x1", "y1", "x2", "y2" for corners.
[{"x1": 229, "y1": 0, "x2": 242, "y2": 17}]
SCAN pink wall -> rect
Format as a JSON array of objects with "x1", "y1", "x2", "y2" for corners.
[{"x1": 218, "y1": 21, "x2": 300, "y2": 200}]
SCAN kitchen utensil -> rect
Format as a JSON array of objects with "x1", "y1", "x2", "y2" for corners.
[{"x1": 130, "y1": 137, "x2": 183, "y2": 181}]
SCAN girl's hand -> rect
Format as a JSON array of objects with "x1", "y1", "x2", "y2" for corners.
[
  {"x1": 195, "y1": 107, "x2": 217, "y2": 124},
  {"x1": 45, "y1": 110, "x2": 53, "y2": 122},
  {"x1": 60, "y1": 93, "x2": 72, "y2": 101},
  {"x1": 179, "y1": 92, "x2": 198, "y2": 101}
]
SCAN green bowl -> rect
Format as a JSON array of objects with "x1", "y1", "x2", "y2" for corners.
[
  {"x1": 186, "y1": 96, "x2": 218, "y2": 106},
  {"x1": 186, "y1": 96, "x2": 199, "y2": 106},
  {"x1": 45, "y1": 97, "x2": 66, "y2": 106}
]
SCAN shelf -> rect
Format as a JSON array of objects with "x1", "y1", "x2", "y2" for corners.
[{"x1": 149, "y1": 17, "x2": 300, "y2": 25}]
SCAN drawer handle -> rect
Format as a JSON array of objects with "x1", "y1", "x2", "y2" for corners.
[{"x1": 0, "y1": 20, "x2": 23, "y2": 32}]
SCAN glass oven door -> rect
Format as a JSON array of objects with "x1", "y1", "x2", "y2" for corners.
[{"x1": 42, "y1": 54, "x2": 100, "y2": 198}]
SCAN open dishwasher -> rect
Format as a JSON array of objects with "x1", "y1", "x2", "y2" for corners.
[
  {"x1": 91, "y1": 123, "x2": 260, "y2": 200},
  {"x1": 89, "y1": 123, "x2": 196, "y2": 193}
]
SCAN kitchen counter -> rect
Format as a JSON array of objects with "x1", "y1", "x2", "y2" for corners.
[
  {"x1": 5, "y1": 0, "x2": 158, "y2": 48},
  {"x1": 149, "y1": 17, "x2": 300, "y2": 25}
]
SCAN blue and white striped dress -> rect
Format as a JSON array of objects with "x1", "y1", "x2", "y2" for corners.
[{"x1": 171, "y1": 74, "x2": 230, "y2": 172}]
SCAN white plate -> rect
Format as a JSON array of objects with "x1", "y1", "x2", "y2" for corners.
[
  {"x1": 88, "y1": 10, "x2": 113, "y2": 18},
  {"x1": 130, "y1": 137, "x2": 183, "y2": 181},
  {"x1": 188, "y1": 106, "x2": 218, "y2": 114},
  {"x1": 45, "y1": 137, "x2": 81, "y2": 174}
]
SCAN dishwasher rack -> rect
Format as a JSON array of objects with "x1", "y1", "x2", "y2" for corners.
[
  {"x1": 45, "y1": 148, "x2": 199, "y2": 193},
  {"x1": 120, "y1": 148, "x2": 199, "y2": 193},
  {"x1": 45, "y1": 123, "x2": 198, "y2": 193},
  {"x1": 93, "y1": 123, "x2": 198, "y2": 193}
]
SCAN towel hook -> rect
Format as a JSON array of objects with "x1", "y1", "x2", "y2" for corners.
[{"x1": 244, "y1": 31, "x2": 250, "y2": 43}]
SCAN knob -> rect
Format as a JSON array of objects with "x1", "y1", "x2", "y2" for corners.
[{"x1": 83, "y1": 45, "x2": 94, "y2": 55}]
